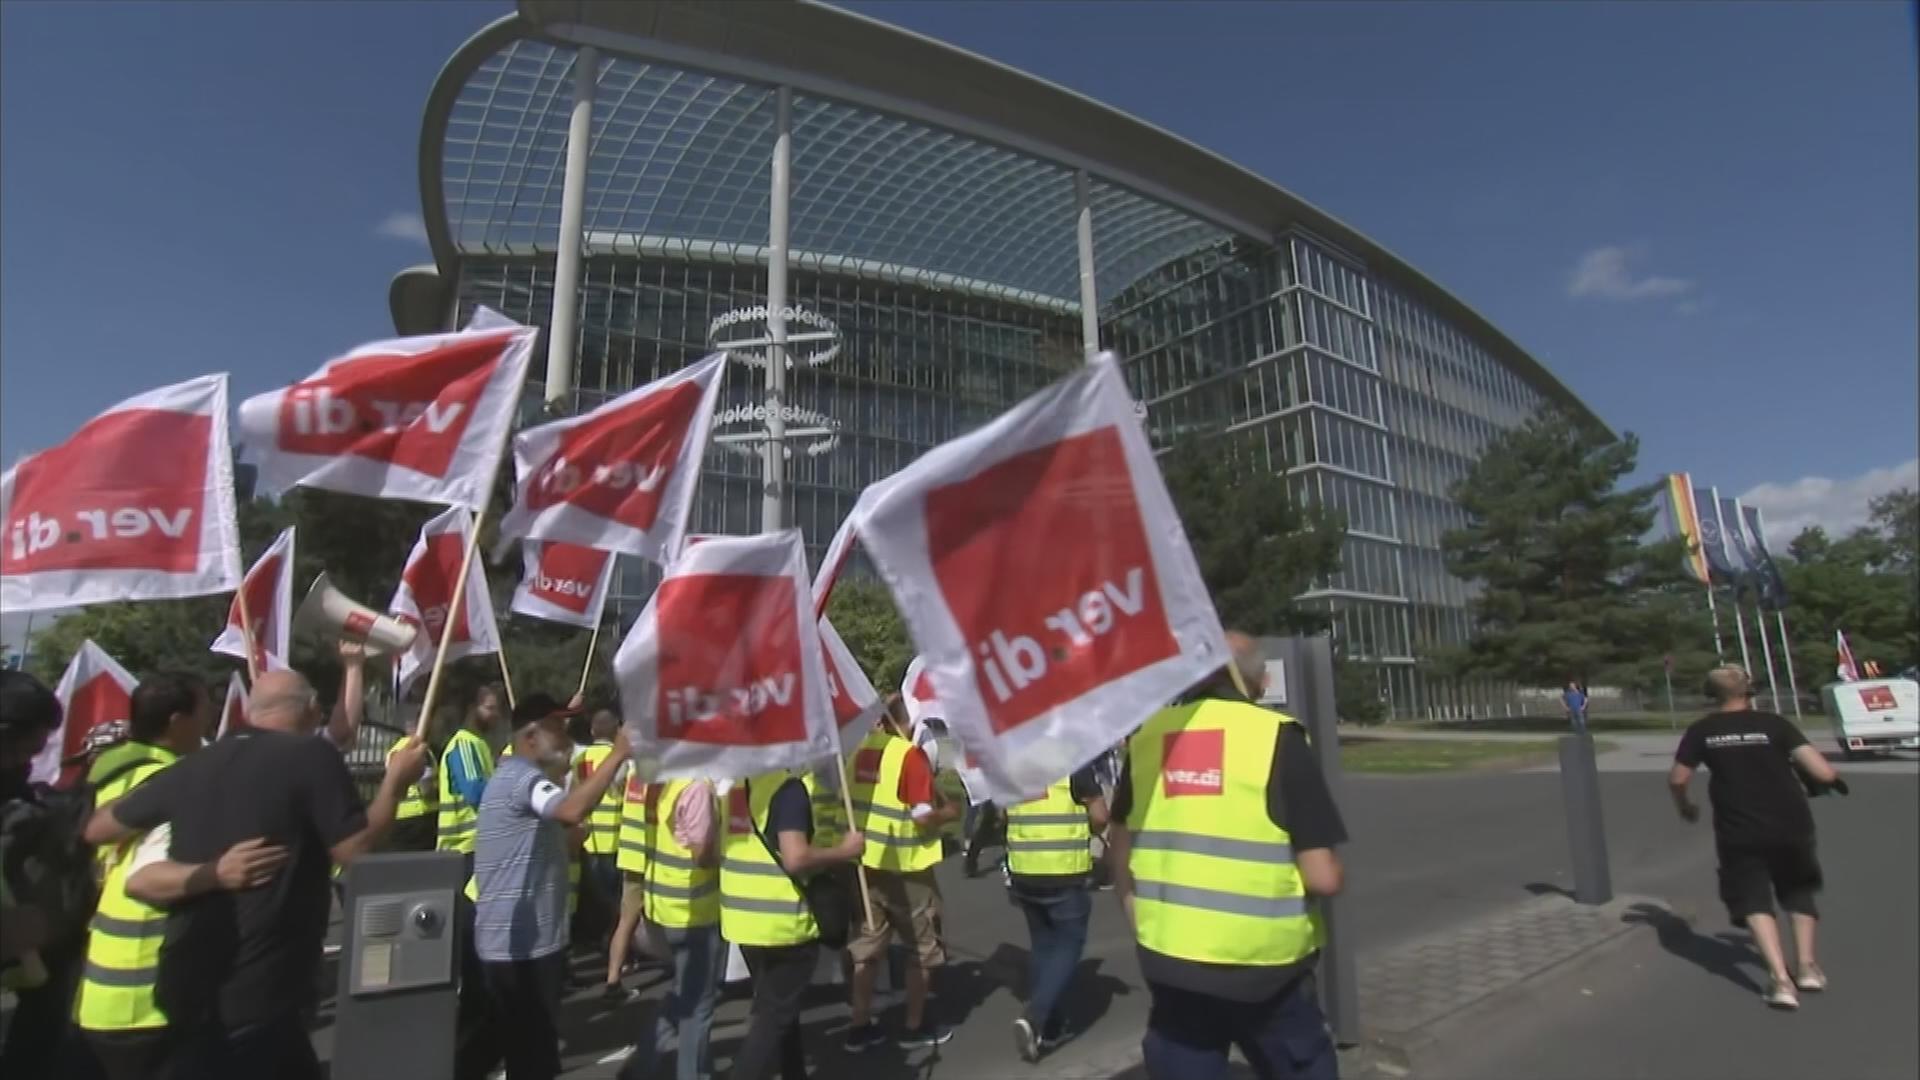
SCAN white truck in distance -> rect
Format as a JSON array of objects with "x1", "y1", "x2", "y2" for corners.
[{"x1": 1821, "y1": 677, "x2": 1920, "y2": 758}]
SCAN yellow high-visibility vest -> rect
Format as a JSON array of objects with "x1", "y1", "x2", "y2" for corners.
[
  {"x1": 1126, "y1": 699, "x2": 1321, "y2": 967},
  {"x1": 1005, "y1": 778, "x2": 1091, "y2": 878},
  {"x1": 616, "y1": 773, "x2": 651, "y2": 875},
  {"x1": 75, "y1": 743, "x2": 178, "y2": 1032},
  {"x1": 644, "y1": 779, "x2": 719, "y2": 929},
  {"x1": 719, "y1": 773, "x2": 817, "y2": 947},
  {"x1": 437, "y1": 727, "x2": 492, "y2": 854},
  {"x1": 389, "y1": 735, "x2": 439, "y2": 821},
  {"x1": 848, "y1": 729, "x2": 941, "y2": 873},
  {"x1": 809, "y1": 766, "x2": 848, "y2": 851},
  {"x1": 576, "y1": 742, "x2": 622, "y2": 857}
]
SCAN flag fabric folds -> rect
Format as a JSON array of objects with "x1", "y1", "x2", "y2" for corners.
[
  {"x1": 389, "y1": 506, "x2": 502, "y2": 692},
  {"x1": 1835, "y1": 630, "x2": 1860, "y2": 682},
  {"x1": 497, "y1": 353, "x2": 726, "y2": 564},
  {"x1": 1658, "y1": 473, "x2": 1712, "y2": 585},
  {"x1": 2, "y1": 374, "x2": 243, "y2": 613},
  {"x1": 1693, "y1": 484, "x2": 1740, "y2": 585},
  {"x1": 612, "y1": 530, "x2": 836, "y2": 781},
  {"x1": 235, "y1": 309, "x2": 535, "y2": 510},
  {"x1": 850, "y1": 356, "x2": 1226, "y2": 804},
  {"x1": 211, "y1": 527, "x2": 296, "y2": 672},
  {"x1": 819, "y1": 615, "x2": 883, "y2": 748},
  {"x1": 34, "y1": 641, "x2": 139, "y2": 786},
  {"x1": 509, "y1": 540, "x2": 615, "y2": 630},
  {"x1": 1738, "y1": 504, "x2": 1791, "y2": 608},
  {"x1": 218, "y1": 671, "x2": 251, "y2": 739}
]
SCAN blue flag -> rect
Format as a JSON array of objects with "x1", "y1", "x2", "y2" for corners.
[
  {"x1": 1693, "y1": 485, "x2": 1739, "y2": 583},
  {"x1": 1739, "y1": 503, "x2": 1791, "y2": 608}
]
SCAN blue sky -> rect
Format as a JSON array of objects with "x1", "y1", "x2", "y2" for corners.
[{"x1": 3, "y1": 0, "x2": 1915, "y2": 546}]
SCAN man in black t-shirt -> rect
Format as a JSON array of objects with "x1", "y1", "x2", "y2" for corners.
[
  {"x1": 1671, "y1": 665, "x2": 1841, "y2": 1010},
  {"x1": 84, "y1": 668, "x2": 428, "y2": 1079}
]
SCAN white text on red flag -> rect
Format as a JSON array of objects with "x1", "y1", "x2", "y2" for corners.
[
  {"x1": 854, "y1": 356, "x2": 1226, "y2": 803},
  {"x1": 389, "y1": 506, "x2": 501, "y2": 692},
  {"x1": 235, "y1": 310, "x2": 534, "y2": 510},
  {"x1": 509, "y1": 540, "x2": 615, "y2": 630},
  {"x1": 613, "y1": 530, "x2": 835, "y2": 781},
  {"x1": 2, "y1": 374, "x2": 242, "y2": 613},
  {"x1": 498, "y1": 353, "x2": 726, "y2": 563}
]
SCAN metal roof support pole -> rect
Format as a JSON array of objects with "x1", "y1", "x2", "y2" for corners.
[
  {"x1": 1075, "y1": 169, "x2": 1099, "y2": 361},
  {"x1": 762, "y1": 85, "x2": 793, "y2": 531},
  {"x1": 545, "y1": 45, "x2": 598, "y2": 407}
]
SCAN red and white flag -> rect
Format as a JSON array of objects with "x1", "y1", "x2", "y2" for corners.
[
  {"x1": 899, "y1": 654, "x2": 989, "y2": 806},
  {"x1": 1835, "y1": 630, "x2": 1860, "y2": 682},
  {"x1": 389, "y1": 506, "x2": 502, "y2": 692},
  {"x1": 613, "y1": 530, "x2": 835, "y2": 780},
  {"x1": 854, "y1": 356, "x2": 1226, "y2": 804},
  {"x1": 33, "y1": 640, "x2": 139, "y2": 786},
  {"x1": 2, "y1": 374, "x2": 242, "y2": 613},
  {"x1": 217, "y1": 671, "x2": 250, "y2": 739},
  {"x1": 510, "y1": 539, "x2": 615, "y2": 630},
  {"x1": 210, "y1": 527, "x2": 296, "y2": 672},
  {"x1": 498, "y1": 353, "x2": 726, "y2": 564},
  {"x1": 235, "y1": 309, "x2": 535, "y2": 510},
  {"x1": 820, "y1": 616, "x2": 883, "y2": 748}
]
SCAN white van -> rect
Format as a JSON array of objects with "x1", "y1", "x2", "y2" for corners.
[{"x1": 1821, "y1": 678, "x2": 1920, "y2": 757}]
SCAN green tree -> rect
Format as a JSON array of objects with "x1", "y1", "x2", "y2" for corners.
[
  {"x1": 825, "y1": 577, "x2": 913, "y2": 693},
  {"x1": 1157, "y1": 433, "x2": 1346, "y2": 636},
  {"x1": 1439, "y1": 410, "x2": 1696, "y2": 689},
  {"x1": 1776, "y1": 505, "x2": 1919, "y2": 688}
]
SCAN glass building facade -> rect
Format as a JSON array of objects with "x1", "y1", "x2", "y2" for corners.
[{"x1": 397, "y1": 7, "x2": 1604, "y2": 719}]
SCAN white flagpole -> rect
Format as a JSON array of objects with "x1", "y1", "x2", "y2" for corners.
[
  {"x1": 1704, "y1": 587, "x2": 1726, "y2": 663},
  {"x1": 1752, "y1": 598, "x2": 1782, "y2": 713},
  {"x1": 1730, "y1": 599, "x2": 1755, "y2": 678},
  {"x1": 1775, "y1": 611, "x2": 1804, "y2": 721}
]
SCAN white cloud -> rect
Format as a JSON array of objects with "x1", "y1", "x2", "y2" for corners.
[
  {"x1": 1567, "y1": 245, "x2": 1693, "y2": 301},
  {"x1": 1738, "y1": 458, "x2": 1919, "y2": 547},
  {"x1": 374, "y1": 211, "x2": 429, "y2": 243}
]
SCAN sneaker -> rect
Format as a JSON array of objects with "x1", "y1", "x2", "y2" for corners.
[
  {"x1": 1795, "y1": 965, "x2": 1827, "y2": 991},
  {"x1": 843, "y1": 1021, "x2": 885, "y2": 1053},
  {"x1": 897, "y1": 1023, "x2": 954, "y2": 1049},
  {"x1": 1012, "y1": 1017, "x2": 1039, "y2": 1063},
  {"x1": 1765, "y1": 978, "x2": 1800, "y2": 1010},
  {"x1": 599, "y1": 981, "x2": 626, "y2": 1003},
  {"x1": 1039, "y1": 1026, "x2": 1073, "y2": 1051}
]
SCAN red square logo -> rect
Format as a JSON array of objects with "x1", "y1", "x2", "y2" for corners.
[
  {"x1": 1162, "y1": 730, "x2": 1224, "y2": 797},
  {"x1": 654, "y1": 572, "x2": 805, "y2": 746},
  {"x1": 924, "y1": 426, "x2": 1178, "y2": 735},
  {"x1": 525, "y1": 379, "x2": 706, "y2": 529},
  {"x1": 526, "y1": 543, "x2": 609, "y2": 616},
  {"x1": 1859, "y1": 686, "x2": 1896, "y2": 711},
  {"x1": 853, "y1": 747, "x2": 884, "y2": 785},
  {"x1": 726, "y1": 786, "x2": 753, "y2": 836},
  {"x1": 276, "y1": 332, "x2": 507, "y2": 477}
]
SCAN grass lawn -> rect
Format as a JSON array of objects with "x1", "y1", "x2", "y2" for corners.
[{"x1": 1339, "y1": 736, "x2": 1612, "y2": 773}]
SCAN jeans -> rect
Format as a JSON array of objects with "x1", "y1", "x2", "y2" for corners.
[
  {"x1": 1010, "y1": 885, "x2": 1091, "y2": 1037},
  {"x1": 1142, "y1": 975, "x2": 1337, "y2": 1080},
  {"x1": 87, "y1": 1028, "x2": 179, "y2": 1080},
  {"x1": 474, "y1": 951, "x2": 568, "y2": 1080},
  {"x1": 619, "y1": 924, "x2": 724, "y2": 1080},
  {"x1": 726, "y1": 942, "x2": 818, "y2": 1080},
  {"x1": 184, "y1": 1013, "x2": 321, "y2": 1080}
]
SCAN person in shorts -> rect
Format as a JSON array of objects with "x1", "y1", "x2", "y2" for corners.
[{"x1": 1670, "y1": 665, "x2": 1842, "y2": 1010}]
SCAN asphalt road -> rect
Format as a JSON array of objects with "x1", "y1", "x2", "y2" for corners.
[{"x1": 1412, "y1": 772, "x2": 1919, "y2": 1080}]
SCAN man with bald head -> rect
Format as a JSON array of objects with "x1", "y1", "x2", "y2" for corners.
[
  {"x1": 1108, "y1": 629, "x2": 1348, "y2": 1080},
  {"x1": 1671, "y1": 665, "x2": 1842, "y2": 1010},
  {"x1": 86, "y1": 667, "x2": 428, "y2": 1079}
]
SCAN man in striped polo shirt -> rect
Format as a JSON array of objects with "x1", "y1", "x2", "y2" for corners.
[{"x1": 468, "y1": 700, "x2": 631, "y2": 1080}]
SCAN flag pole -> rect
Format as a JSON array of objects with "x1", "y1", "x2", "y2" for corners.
[
  {"x1": 494, "y1": 632, "x2": 518, "y2": 712},
  {"x1": 1775, "y1": 611, "x2": 1804, "y2": 721},
  {"x1": 1729, "y1": 594, "x2": 1755, "y2": 677},
  {"x1": 233, "y1": 580, "x2": 262, "y2": 685},
  {"x1": 1703, "y1": 586, "x2": 1726, "y2": 663},
  {"x1": 834, "y1": 751, "x2": 877, "y2": 930},
  {"x1": 1752, "y1": 598, "x2": 1782, "y2": 713},
  {"x1": 575, "y1": 619, "x2": 603, "y2": 701},
  {"x1": 415, "y1": 507, "x2": 487, "y2": 741}
]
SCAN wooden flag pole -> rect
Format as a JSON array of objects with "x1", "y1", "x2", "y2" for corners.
[
  {"x1": 575, "y1": 619, "x2": 604, "y2": 701},
  {"x1": 414, "y1": 507, "x2": 487, "y2": 741},
  {"x1": 233, "y1": 581, "x2": 262, "y2": 685},
  {"x1": 495, "y1": 636, "x2": 518, "y2": 712},
  {"x1": 834, "y1": 750, "x2": 877, "y2": 930}
]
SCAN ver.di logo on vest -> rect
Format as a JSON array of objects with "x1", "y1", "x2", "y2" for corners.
[{"x1": 1162, "y1": 729, "x2": 1224, "y2": 797}]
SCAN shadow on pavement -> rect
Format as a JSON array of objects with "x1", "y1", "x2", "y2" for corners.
[
  {"x1": 1522, "y1": 881, "x2": 1577, "y2": 901},
  {"x1": 1621, "y1": 901, "x2": 1764, "y2": 995}
]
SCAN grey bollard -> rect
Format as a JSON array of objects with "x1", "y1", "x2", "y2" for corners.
[
  {"x1": 1558, "y1": 734, "x2": 1613, "y2": 905},
  {"x1": 334, "y1": 851, "x2": 466, "y2": 1080}
]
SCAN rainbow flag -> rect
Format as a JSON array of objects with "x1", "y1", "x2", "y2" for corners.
[{"x1": 1660, "y1": 473, "x2": 1712, "y2": 585}]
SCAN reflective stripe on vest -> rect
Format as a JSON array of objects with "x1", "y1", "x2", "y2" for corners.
[
  {"x1": 616, "y1": 774, "x2": 651, "y2": 875},
  {"x1": 848, "y1": 730, "x2": 940, "y2": 873},
  {"x1": 577, "y1": 743, "x2": 623, "y2": 856},
  {"x1": 1005, "y1": 778, "x2": 1092, "y2": 877},
  {"x1": 76, "y1": 753, "x2": 175, "y2": 1031},
  {"x1": 645, "y1": 779, "x2": 720, "y2": 929},
  {"x1": 1126, "y1": 699, "x2": 1321, "y2": 967},
  {"x1": 719, "y1": 773, "x2": 817, "y2": 947},
  {"x1": 390, "y1": 736, "x2": 439, "y2": 820},
  {"x1": 437, "y1": 728, "x2": 492, "y2": 853}
]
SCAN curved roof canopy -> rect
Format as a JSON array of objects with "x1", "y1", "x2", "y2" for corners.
[{"x1": 402, "y1": 0, "x2": 1602, "y2": 430}]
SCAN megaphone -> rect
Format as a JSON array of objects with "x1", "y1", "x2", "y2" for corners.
[{"x1": 295, "y1": 572, "x2": 418, "y2": 657}]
